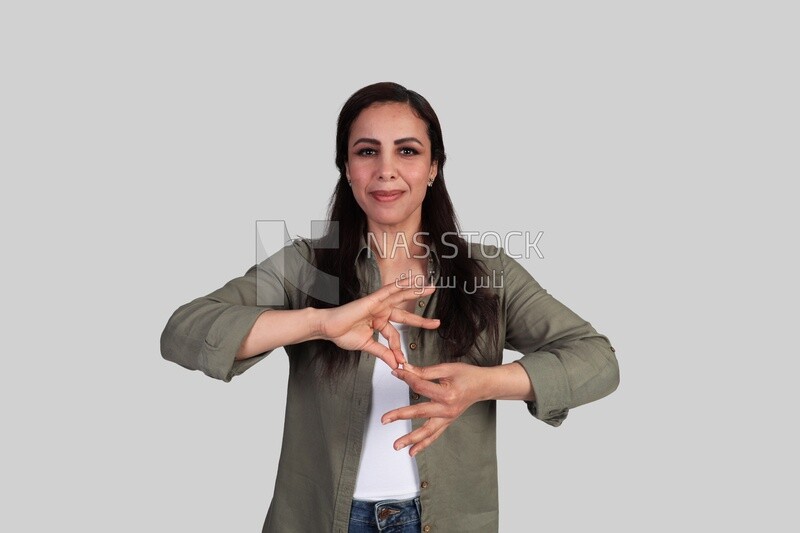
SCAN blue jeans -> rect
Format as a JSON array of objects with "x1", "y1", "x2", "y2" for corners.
[{"x1": 348, "y1": 497, "x2": 422, "y2": 533}]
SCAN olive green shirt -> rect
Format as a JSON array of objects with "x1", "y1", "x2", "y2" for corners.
[{"x1": 160, "y1": 236, "x2": 619, "y2": 533}]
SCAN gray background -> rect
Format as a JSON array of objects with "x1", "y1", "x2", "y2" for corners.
[{"x1": 2, "y1": 1, "x2": 797, "y2": 531}]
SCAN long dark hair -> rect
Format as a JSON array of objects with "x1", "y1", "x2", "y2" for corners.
[{"x1": 307, "y1": 81, "x2": 499, "y2": 378}]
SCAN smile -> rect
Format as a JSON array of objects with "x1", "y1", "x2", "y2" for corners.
[{"x1": 370, "y1": 191, "x2": 404, "y2": 203}]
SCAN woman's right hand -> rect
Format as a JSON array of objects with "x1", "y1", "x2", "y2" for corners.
[{"x1": 315, "y1": 281, "x2": 440, "y2": 369}]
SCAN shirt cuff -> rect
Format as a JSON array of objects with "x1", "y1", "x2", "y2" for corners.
[
  {"x1": 515, "y1": 353, "x2": 571, "y2": 427},
  {"x1": 199, "y1": 305, "x2": 273, "y2": 382}
]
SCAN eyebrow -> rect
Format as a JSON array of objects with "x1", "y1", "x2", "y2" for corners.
[{"x1": 352, "y1": 137, "x2": 425, "y2": 147}]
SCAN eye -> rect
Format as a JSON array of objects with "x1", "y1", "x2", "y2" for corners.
[
  {"x1": 356, "y1": 147, "x2": 377, "y2": 156},
  {"x1": 399, "y1": 147, "x2": 419, "y2": 156}
]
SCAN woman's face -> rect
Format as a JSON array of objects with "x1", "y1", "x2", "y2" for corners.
[{"x1": 345, "y1": 102, "x2": 438, "y2": 233}]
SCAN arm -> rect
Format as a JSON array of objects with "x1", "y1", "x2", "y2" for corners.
[
  {"x1": 382, "y1": 361, "x2": 533, "y2": 456},
  {"x1": 384, "y1": 247, "x2": 619, "y2": 454},
  {"x1": 161, "y1": 238, "x2": 441, "y2": 380},
  {"x1": 235, "y1": 285, "x2": 441, "y2": 365},
  {"x1": 159, "y1": 239, "x2": 305, "y2": 382},
  {"x1": 481, "y1": 361, "x2": 536, "y2": 401},
  {"x1": 501, "y1": 247, "x2": 620, "y2": 426},
  {"x1": 235, "y1": 307, "x2": 320, "y2": 360}
]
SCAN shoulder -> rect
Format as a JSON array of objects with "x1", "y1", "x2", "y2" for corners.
[
  {"x1": 461, "y1": 241, "x2": 507, "y2": 297},
  {"x1": 465, "y1": 241, "x2": 506, "y2": 270},
  {"x1": 289, "y1": 236, "x2": 315, "y2": 260},
  {"x1": 464, "y1": 241, "x2": 544, "y2": 296},
  {"x1": 256, "y1": 236, "x2": 317, "y2": 277},
  {"x1": 279, "y1": 236, "x2": 320, "y2": 264}
]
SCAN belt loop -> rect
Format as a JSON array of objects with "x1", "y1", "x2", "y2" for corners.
[{"x1": 373, "y1": 501, "x2": 381, "y2": 531}]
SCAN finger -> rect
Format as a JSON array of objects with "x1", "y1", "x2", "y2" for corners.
[
  {"x1": 398, "y1": 363, "x2": 454, "y2": 382},
  {"x1": 385, "y1": 285, "x2": 435, "y2": 307},
  {"x1": 392, "y1": 418, "x2": 441, "y2": 450},
  {"x1": 387, "y1": 308, "x2": 441, "y2": 330},
  {"x1": 378, "y1": 322, "x2": 403, "y2": 361},
  {"x1": 367, "y1": 285, "x2": 435, "y2": 323},
  {"x1": 361, "y1": 338, "x2": 399, "y2": 369},
  {"x1": 381, "y1": 403, "x2": 442, "y2": 424},
  {"x1": 408, "y1": 420, "x2": 449, "y2": 457},
  {"x1": 391, "y1": 275, "x2": 436, "y2": 289},
  {"x1": 393, "y1": 418, "x2": 449, "y2": 454},
  {"x1": 372, "y1": 280, "x2": 432, "y2": 304},
  {"x1": 369, "y1": 312, "x2": 392, "y2": 333},
  {"x1": 391, "y1": 368, "x2": 445, "y2": 401}
]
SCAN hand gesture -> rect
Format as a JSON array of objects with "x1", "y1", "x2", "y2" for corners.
[
  {"x1": 380, "y1": 362, "x2": 488, "y2": 456},
  {"x1": 318, "y1": 281, "x2": 440, "y2": 369}
]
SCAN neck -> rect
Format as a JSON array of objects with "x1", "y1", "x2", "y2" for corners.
[{"x1": 366, "y1": 218, "x2": 429, "y2": 263}]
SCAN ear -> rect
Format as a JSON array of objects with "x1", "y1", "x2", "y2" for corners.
[
  {"x1": 345, "y1": 162, "x2": 351, "y2": 181},
  {"x1": 429, "y1": 160, "x2": 438, "y2": 180}
]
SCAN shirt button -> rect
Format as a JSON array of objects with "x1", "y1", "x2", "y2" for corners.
[
  {"x1": 411, "y1": 392, "x2": 421, "y2": 401},
  {"x1": 409, "y1": 342, "x2": 417, "y2": 350},
  {"x1": 423, "y1": 525, "x2": 431, "y2": 532},
  {"x1": 418, "y1": 300, "x2": 426, "y2": 308},
  {"x1": 421, "y1": 480, "x2": 429, "y2": 489}
]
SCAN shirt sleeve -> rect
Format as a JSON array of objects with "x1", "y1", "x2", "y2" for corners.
[
  {"x1": 159, "y1": 238, "x2": 313, "y2": 382},
  {"x1": 500, "y1": 247, "x2": 620, "y2": 427}
]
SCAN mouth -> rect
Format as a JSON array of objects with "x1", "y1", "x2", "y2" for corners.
[{"x1": 369, "y1": 190, "x2": 404, "y2": 203}]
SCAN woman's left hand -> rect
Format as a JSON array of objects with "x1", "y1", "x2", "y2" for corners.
[{"x1": 381, "y1": 362, "x2": 489, "y2": 457}]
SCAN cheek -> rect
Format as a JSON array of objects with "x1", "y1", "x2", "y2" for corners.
[
  {"x1": 408, "y1": 163, "x2": 434, "y2": 183},
  {"x1": 348, "y1": 166, "x2": 372, "y2": 184}
]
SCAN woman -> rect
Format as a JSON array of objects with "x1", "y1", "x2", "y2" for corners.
[{"x1": 161, "y1": 82, "x2": 620, "y2": 533}]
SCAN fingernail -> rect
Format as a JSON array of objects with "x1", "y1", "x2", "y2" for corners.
[
  {"x1": 391, "y1": 370, "x2": 398, "y2": 377},
  {"x1": 394, "y1": 443, "x2": 402, "y2": 451}
]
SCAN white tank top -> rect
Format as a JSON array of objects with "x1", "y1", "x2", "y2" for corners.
[{"x1": 352, "y1": 321, "x2": 421, "y2": 501}]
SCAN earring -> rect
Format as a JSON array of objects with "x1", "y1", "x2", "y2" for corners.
[
  {"x1": 347, "y1": 179, "x2": 352, "y2": 186},
  {"x1": 428, "y1": 178, "x2": 434, "y2": 187}
]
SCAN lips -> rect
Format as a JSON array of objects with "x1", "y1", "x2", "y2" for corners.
[{"x1": 370, "y1": 190, "x2": 404, "y2": 203}]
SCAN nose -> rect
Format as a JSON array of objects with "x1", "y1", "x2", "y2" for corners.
[{"x1": 377, "y1": 152, "x2": 397, "y2": 180}]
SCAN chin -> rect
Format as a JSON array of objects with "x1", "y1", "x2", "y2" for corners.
[{"x1": 369, "y1": 216, "x2": 405, "y2": 226}]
